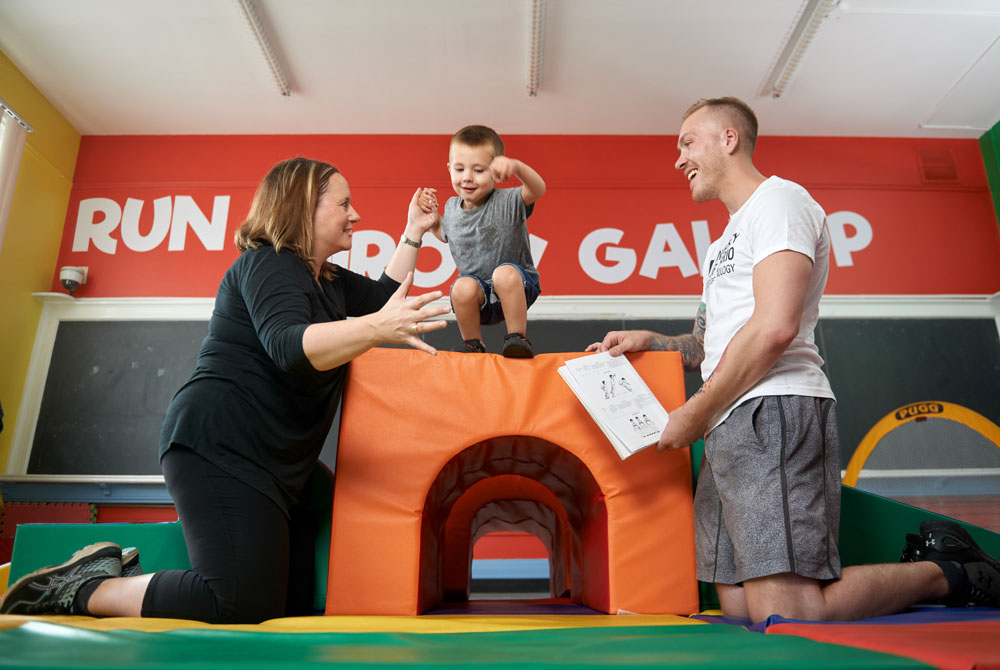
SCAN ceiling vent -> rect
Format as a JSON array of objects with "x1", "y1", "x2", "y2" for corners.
[{"x1": 917, "y1": 148, "x2": 959, "y2": 183}]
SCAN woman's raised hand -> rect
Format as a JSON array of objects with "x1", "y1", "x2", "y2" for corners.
[{"x1": 407, "y1": 187, "x2": 439, "y2": 236}]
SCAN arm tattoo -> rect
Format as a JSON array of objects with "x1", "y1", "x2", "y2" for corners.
[
  {"x1": 693, "y1": 302, "x2": 706, "y2": 348},
  {"x1": 647, "y1": 328, "x2": 705, "y2": 373}
]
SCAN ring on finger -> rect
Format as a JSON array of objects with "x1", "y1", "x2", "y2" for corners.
[{"x1": 411, "y1": 323, "x2": 419, "y2": 335}]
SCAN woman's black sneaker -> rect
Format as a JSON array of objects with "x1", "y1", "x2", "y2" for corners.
[{"x1": 0, "y1": 542, "x2": 122, "y2": 615}]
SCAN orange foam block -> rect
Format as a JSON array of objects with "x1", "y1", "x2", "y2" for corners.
[{"x1": 325, "y1": 349, "x2": 697, "y2": 615}]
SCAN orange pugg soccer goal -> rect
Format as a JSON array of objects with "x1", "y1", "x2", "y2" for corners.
[{"x1": 844, "y1": 400, "x2": 1000, "y2": 533}]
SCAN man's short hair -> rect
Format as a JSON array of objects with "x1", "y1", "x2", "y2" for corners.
[
  {"x1": 683, "y1": 97, "x2": 759, "y2": 155},
  {"x1": 451, "y1": 125, "x2": 505, "y2": 157}
]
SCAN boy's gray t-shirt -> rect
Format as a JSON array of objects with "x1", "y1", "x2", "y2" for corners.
[{"x1": 441, "y1": 186, "x2": 537, "y2": 280}]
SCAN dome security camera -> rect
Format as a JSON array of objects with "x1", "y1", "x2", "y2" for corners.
[{"x1": 59, "y1": 266, "x2": 88, "y2": 295}]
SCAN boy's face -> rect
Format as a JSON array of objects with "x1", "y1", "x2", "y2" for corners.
[{"x1": 448, "y1": 142, "x2": 495, "y2": 208}]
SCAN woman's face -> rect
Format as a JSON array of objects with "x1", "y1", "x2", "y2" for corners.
[{"x1": 312, "y1": 173, "x2": 360, "y2": 262}]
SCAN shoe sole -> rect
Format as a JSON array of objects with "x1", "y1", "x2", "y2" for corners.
[
  {"x1": 0, "y1": 542, "x2": 122, "y2": 614},
  {"x1": 920, "y1": 520, "x2": 1000, "y2": 571},
  {"x1": 502, "y1": 341, "x2": 534, "y2": 358},
  {"x1": 454, "y1": 341, "x2": 486, "y2": 353}
]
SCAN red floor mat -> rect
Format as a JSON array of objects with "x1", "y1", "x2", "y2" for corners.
[{"x1": 769, "y1": 620, "x2": 1000, "y2": 670}]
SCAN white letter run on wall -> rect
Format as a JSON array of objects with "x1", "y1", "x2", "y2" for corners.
[
  {"x1": 73, "y1": 198, "x2": 120, "y2": 253},
  {"x1": 73, "y1": 195, "x2": 232, "y2": 253},
  {"x1": 169, "y1": 195, "x2": 229, "y2": 251},
  {"x1": 121, "y1": 197, "x2": 171, "y2": 252}
]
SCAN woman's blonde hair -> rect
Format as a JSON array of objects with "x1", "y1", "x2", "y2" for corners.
[{"x1": 234, "y1": 157, "x2": 339, "y2": 279}]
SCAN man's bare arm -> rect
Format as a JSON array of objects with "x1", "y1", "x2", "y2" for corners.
[{"x1": 647, "y1": 303, "x2": 706, "y2": 371}]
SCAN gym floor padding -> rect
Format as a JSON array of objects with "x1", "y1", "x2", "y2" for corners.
[
  {"x1": 768, "y1": 620, "x2": 1000, "y2": 670},
  {"x1": 0, "y1": 619, "x2": 934, "y2": 669},
  {"x1": 761, "y1": 607, "x2": 1000, "y2": 670}
]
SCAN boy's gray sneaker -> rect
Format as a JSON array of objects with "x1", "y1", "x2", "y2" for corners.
[
  {"x1": 0, "y1": 542, "x2": 122, "y2": 615},
  {"x1": 121, "y1": 546, "x2": 143, "y2": 578}
]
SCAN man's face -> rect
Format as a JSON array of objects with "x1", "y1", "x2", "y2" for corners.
[
  {"x1": 675, "y1": 107, "x2": 727, "y2": 203},
  {"x1": 448, "y1": 142, "x2": 496, "y2": 208}
]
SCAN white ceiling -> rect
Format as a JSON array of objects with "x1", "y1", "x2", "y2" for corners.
[{"x1": 1, "y1": 0, "x2": 999, "y2": 138}]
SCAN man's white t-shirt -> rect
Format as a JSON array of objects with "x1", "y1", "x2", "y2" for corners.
[{"x1": 701, "y1": 176, "x2": 835, "y2": 434}]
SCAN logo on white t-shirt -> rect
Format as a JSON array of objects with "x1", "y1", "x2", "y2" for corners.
[{"x1": 705, "y1": 231, "x2": 740, "y2": 289}]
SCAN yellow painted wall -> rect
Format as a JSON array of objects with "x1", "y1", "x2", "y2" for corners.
[{"x1": 0, "y1": 50, "x2": 80, "y2": 470}]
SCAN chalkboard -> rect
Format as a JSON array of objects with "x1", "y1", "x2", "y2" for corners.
[
  {"x1": 27, "y1": 317, "x2": 1000, "y2": 475},
  {"x1": 816, "y1": 318, "x2": 1000, "y2": 465},
  {"x1": 28, "y1": 321, "x2": 209, "y2": 475}
]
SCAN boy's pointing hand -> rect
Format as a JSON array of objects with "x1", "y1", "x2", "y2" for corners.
[{"x1": 490, "y1": 156, "x2": 518, "y2": 183}]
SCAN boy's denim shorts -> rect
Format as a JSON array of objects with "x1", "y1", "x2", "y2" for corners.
[{"x1": 451, "y1": 263, "x2": 541, "y2": 326}]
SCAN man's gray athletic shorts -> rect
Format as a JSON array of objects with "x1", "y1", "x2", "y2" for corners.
[{"x1": 694, "y1": 395, "x2": 841, "y2": 585}]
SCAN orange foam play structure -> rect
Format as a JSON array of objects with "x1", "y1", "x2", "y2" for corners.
[{"x1": 325, "y1": 348, "x2": 697, "y2": 615}]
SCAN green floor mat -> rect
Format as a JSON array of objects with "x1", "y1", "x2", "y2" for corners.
[
  {"x1": 839, "y1": 486, "x2": 1000, "y2": 566},
  {"x1": 8, "y1": 522, "x2": 191, "y2": 582},
  {"x1": 0, "y1": 622, "x2": 932, "y2": 669}
]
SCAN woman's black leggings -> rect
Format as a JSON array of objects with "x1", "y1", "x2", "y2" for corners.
[{"x1": 140, "y1": 446, "x2": 316, "y2": 623}]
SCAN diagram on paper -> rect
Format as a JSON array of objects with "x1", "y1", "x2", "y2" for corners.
[{"x1": 558, "y1": 352, "x2": 670, "y2": 459}]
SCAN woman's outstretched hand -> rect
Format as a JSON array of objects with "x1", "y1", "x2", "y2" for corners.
[{"x1": 379, "y1": 272, "x2": 449, "y2": 355}]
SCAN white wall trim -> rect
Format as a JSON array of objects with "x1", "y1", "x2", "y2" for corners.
[{"x1": 27, "y1": 291, "x2": 1000, "y2": 321}]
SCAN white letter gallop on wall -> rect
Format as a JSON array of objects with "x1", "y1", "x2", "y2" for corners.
[{"x1": 579, "y1": 228, "x2": 637, "y2": 284}]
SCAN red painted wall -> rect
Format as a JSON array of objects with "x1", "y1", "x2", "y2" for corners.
[{"x1": 53, "y1": 134, "x2": 1000, "y2": 297}]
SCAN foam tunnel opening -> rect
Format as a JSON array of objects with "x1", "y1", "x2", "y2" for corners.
[
  {"x1": 445, "y1": 477, "x2": 571, "y2": 601},
  {"x1": 469, "y1": 526, "x2": 553, "y2": 599},
  {"x1": 420, "y1": 435, "x2": 607, "y2": 611}
]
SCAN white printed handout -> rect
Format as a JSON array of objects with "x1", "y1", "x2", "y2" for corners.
[{"x1": 558, "y1": 352, "x2": 670, "y2": 460}]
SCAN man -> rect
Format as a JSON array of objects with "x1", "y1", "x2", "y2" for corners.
[{"x1": 587, "y1": 97, "x2": 999, "y2": 623}]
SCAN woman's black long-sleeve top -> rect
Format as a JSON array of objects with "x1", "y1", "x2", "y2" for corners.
[{"x1": 159, "y1": 244, "x2": 399, "y2": 515}]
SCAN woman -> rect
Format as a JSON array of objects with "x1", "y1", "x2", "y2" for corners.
[{"x1": 0, "y1": 158, "x2": 449, "y2": 623}]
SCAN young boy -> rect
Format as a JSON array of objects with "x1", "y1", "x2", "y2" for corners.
[{"x1": 425, "y1": 125, "x2": 546, "y2": 357}]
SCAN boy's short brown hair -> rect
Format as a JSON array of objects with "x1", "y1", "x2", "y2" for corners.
[{"x1": 451, "y1": 125, "x2": 505, "y2": 158}]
